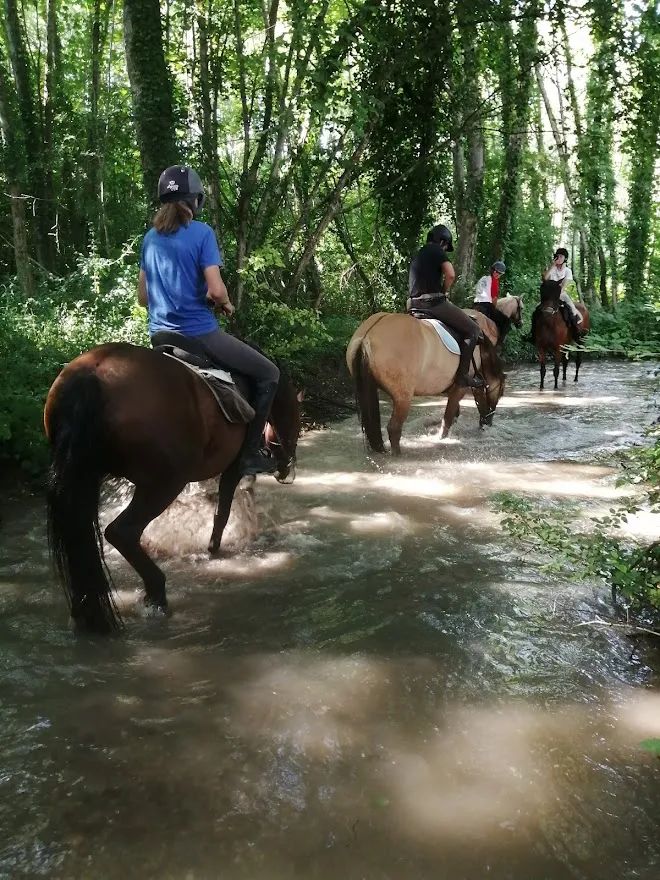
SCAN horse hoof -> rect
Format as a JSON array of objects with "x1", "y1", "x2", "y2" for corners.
[{"x1": 143, "y1": 595, "x2": 169, "y2": 618}]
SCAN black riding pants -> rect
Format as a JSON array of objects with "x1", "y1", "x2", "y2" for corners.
[{"x1": 190, "y1": 329, "x2": 280, "y2": 386}]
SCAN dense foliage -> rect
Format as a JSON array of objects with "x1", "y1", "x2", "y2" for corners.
[{"x1": 0, "y1": 0, "x2": 658, "y2": 474}]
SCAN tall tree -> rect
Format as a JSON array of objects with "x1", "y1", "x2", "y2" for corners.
[
  {"x1": 623, "y1": 0, "x2": 660, "y2": 299},
  {"x1": 452, "y1": 3, "x2": 485, "y2": 288},
  {"x1": 2, "y1": 0, "x2": 52, "y2": 268},
  {"x1": 123, "y1": 0, "x2": 178, "y2": 201},
  {"x1": 0, "y1": 44, "x2": 34, "y2": 296},
  {"x1": 490, "y1": 0, "x2": 538, "y2": 261}
]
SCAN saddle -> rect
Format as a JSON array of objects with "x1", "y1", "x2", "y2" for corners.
[
  {"x1": 151, "y1": 330, "x2": 255, "y2": 424},
  {"x1": 409, "y1": 309, "x2": 484, "y2": 350}
]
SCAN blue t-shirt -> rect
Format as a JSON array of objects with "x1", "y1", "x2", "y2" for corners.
[{"x1": 140, "y1": 220, "x2": 223, "y2": 336}]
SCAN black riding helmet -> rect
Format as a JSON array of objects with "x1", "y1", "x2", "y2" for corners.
[
  {"x1": 427, "y1": 224, "x2": 454, "y2": 252},
  {"x1": 157, "y1": 165, "x2": 205, "y2": 214},
  {"x1": 554, "y1": 247, "x2": 569, "y2": 260},
  {"x1": 491, "y1": 260, "x2": 506, "y2": 274}
]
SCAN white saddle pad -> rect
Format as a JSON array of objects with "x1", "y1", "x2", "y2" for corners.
[
  {"x1": 201, "y1": 366, "x2": 234, "y2": 385},
  {"x1": 422, "y1": 319, "x2": 461, "y2": 355}
]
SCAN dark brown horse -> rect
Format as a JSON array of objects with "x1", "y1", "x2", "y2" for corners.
[
  {"x1": 532, "y1": 280, "x2": 590, "y2": 390},
  {"x1": 44, "y1": 342, "x2": 302, "y2": 634}
]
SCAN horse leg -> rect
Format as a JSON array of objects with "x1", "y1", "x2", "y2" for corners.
[
  {"x1": 553, "y1": 351, "x2": 560, "y2": 390},
  {"x1": 387, "y1": 395, "x2": 412, "y2": 456},
  {"x1": 562, "y1": 351, "x2": 568, "y2": 382},
  {"x1": 538, "y1": 350, "x2": 546, "y2": 390},
  {"x1": 574, "y1": 347, "x2": 582, "y2": 383},
  {"x1": 441, "y1": 386, "x2": 466, "y2": 438},
  {"x1": 104, "y1": 480, "x2": 185, "y2": 612},
  {"x1": 208, "y1": 461, "x2": 242, "y2": 556}
]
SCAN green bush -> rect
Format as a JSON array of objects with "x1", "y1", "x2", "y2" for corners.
[{"x1": 0, "y1": 261, "x2": 147, "y2": 476}]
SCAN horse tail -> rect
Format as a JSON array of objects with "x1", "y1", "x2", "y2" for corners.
[
  {"x1": 46, "y1": 370, "x2": 121, "y2": 634},
  {"x1": 351, "y1": 338, "x2": 384, "y2": 453}
]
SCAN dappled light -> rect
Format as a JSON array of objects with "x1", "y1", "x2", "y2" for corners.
[{"x1": 2, "y1": 362, "x2": 658, "y2": 879}]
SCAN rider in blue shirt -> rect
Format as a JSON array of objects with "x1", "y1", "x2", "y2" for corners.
[{"x1": 139, "y1": 165, "x2": 280, "y2": 476}]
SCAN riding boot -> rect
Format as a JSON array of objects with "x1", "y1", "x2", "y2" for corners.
[
  {"x1": 568, "y1": 312, "x2": 582, "y2": 344},
  {"x1": 455, "y1": 335, "x2": 485, "y2": 389},
  {"x1": 239, "y1": 379, "x2": 279, "y2": 476}
]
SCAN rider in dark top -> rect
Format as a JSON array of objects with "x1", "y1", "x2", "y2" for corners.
[{"x1": 408, "y1": 225, "x2": 484, "y2": 389}]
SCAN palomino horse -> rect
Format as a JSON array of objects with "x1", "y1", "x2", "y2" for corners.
[
  {"x1": 44, "y1": 342, "x2": 302, "y2": 634},
  {"x1": 470, "y1": 295, "x2": 523, "y2": 349},
  {"x1": 346, "y1": 313, "x2": 505, "y2": 454},
  {"x1": 532, "y1": 280, "x2": 590, "y2": 390}
]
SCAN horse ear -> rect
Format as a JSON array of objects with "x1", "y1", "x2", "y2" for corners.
[{"x1": 296, "y1": 388, "x2": 305, "y2": 403}]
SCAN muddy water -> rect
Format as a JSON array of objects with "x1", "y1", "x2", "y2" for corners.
[{"x1": 1, "y1": 361, "x2": 659, "y2": 880}]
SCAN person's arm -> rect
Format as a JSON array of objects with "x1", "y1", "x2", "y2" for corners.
[
  {"x1": 204, "y1": 265, "x2": 235, "y2": 316},
  {"x1": 559, "y1": 266, "x2": 573, "y2": 291},
  {"x1": 542, "y1": 264, "x2": 552, "y2": 281},
  {"x1": 442, "y1": 260, "x2": 456, "y2": 294},
  {"x1": 138, "y1": 269, "x2": 148, "y2": 307}
]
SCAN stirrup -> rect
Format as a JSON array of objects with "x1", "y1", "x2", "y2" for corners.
[{"x1": 457, "y1": 373, "x2": 485, "y2": 389}]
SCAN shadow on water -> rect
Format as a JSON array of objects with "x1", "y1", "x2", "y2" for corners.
[{"x1": 0, "y1": 361, "x2": 659, "y2": 879}]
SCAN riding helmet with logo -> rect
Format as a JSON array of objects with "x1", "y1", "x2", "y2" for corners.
[
  {"x1": 554, "y1": 247, "x2": 569, "y2": 260},
  {"x1": 157, "y1": 166, "x2": 205, "y2": 213},
  {"x1": 491, "y1": 261, "x2": 506, "y2": 274},
  {"x1": 427, "y1": 224, "x2": 454, "y2": 252}
]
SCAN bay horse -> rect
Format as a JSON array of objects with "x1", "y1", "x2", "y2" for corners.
[
  {"x1": 532, "y1": 280, "x2": 590, "y2": 390},
  {"x1": 346, "y1": 313, "x2": 506, "y2": 455},
  {"x1": 44, "y1": 342, "x2": 302, "y2": 635}
]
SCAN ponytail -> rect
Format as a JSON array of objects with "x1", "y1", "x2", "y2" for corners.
[{"x1": 153, "y1": 201, "x2": 194, "y2": 234}]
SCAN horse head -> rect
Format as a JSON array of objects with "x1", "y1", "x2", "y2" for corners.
[
  {"x1": 268, "y1": 372, "x2": 303, "y2": 484},
  {"x1": 473, "y1": 336, "x2": 506, "y2": 428},
  {"x1": 540, "y1": 279, "x2": 561, "y2": 309},
  {"x1": 497, "y1": 294, "x2": 523, "y2": 328}
]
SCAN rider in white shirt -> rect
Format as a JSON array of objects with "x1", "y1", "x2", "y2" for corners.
[
  {"x1": 473, "y1": 261, "x2": 507, "y2": 336},
  {"x1": 543, "y1": 248, "x2": 583, "y2": 329}
]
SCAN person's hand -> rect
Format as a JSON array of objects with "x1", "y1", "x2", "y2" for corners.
[{"x1": 220, "y1": 300, "x2": 235, "y2": 318}]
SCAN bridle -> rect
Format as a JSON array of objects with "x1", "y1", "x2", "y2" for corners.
[{"x1": 266, "y1": 425, "x2": 297, "y2": 484}]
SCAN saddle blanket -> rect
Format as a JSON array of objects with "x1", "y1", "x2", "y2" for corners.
[
  {"x1": 421, "y1": 319, "x2": 461, "y2": 355},
  {"x1": 162, "y1": 352, "x2": 255, "y2": 424}
]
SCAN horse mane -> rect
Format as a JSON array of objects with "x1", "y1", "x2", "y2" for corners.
[{"x1": 540, "y1": 280, "x2": 561, "y2": 303}]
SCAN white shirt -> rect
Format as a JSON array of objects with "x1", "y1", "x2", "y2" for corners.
[
  {"x1": 473, "y1": 275, "x2": 494, "y2": 303},
  {"x1": 546, "y1": 264, "x2": 573, "y2": 288}
]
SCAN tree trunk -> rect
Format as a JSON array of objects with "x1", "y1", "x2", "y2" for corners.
[
  {"x1": 3, "y1": 0, "x2": 51, "y2": 268},
  {"x1": 196, "y1": 4, "x2": 224, "y2": 237},
  {"x1": 491, "y1": 6, "x2": 536, "y2": 260},
  {"x1": 123, "y1": 0, "x2": 178, "y2": 201},
  {"x1": 43, "y1": 0, "x2": 59, "y2": 266},
  {"x1": 623, "y1": 0, "x2": 659, "y2": 299},
  {"x1": 286, "y1": 128, "x2": 372, "y2": 298},
  {"x1": 86, "y1": 0, "x2": 109, "y2": 251},
  {"x1": 453, "y1": 4, "x2": 485, "y2": 287},
  {"x1": 0, "y1": 42, "x2": 34, "y2": 295},
  {"x1": 597, "y1": 245, "x2": 608, "y2": 309},
  {"x1": 8, "y1": 186, "x2": 35, "y2": 297}
]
